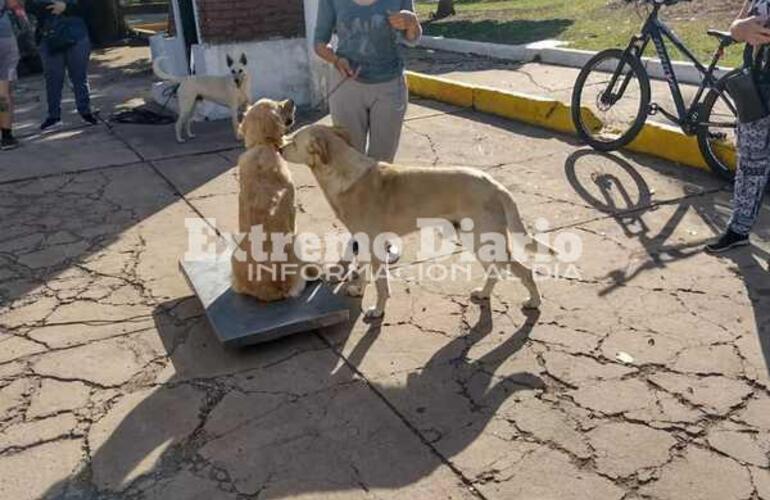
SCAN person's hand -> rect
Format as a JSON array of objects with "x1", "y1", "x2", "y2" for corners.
[
  {"x1": 731, "y1": 16, "x2": 770, "y2": 46},
  {"x1": 388, "y1": 10, "x2": 418, "y2": 31},
  {"x1": 7, "y1": 0, "x2": 28, "y2": 22},
  {"x1": 334, "y1": 57, "x2": 360, "y2": 79},
  {"x1": 47, "y1": 1, "x2": 67, "y2": 16}
]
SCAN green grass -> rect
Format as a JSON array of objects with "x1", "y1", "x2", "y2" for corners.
[{"x1": 416, "y1": 0, "x2": 745, "y2": 68}]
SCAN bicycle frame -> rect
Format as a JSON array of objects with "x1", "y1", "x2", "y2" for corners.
[{"x1": 611, "y1": 3, "x2": 733, "y2": 132}]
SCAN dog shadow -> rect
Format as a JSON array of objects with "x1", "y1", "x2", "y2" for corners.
[{"x1": 44, "y1": 295, "x2": 542, "y2": 498}]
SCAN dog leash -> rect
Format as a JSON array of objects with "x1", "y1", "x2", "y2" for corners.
[
  {"x1": 324, "y1": 75, "x2": 351, "y2": 103},
  {"x1": 323, "y1": 64, "x2": 362, "y2": 103}
]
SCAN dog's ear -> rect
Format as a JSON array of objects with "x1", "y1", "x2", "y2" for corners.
[
  {"x1": 308, "y1": 134, "x2": 329, "y2": 166},
  {"x1": 281, "y1": 99, "x2": 295, "y2": 112},
  {"x1": 330, "y1": 126, "x2": 353, "y2": 147},
  {"x1": 237, "y1": 108, "x2": 250, "y2": 142},
  {"x1": 240, "y1": 53, "x2": 248, "y2": 66},
  {"x1": 226, "y1": 55, "x2": 234, "y2": 68}
]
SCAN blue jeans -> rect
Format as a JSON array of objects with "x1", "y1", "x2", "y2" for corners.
[{"x1": 39, "y1": 36, "x2": 92, "y2": 119}]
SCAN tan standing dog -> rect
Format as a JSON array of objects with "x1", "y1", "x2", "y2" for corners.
[
  {"x1": 231, "y1": 99, "x2": 306, "y2": 301},
  {"x1": 281, "y1": 125, "x2": 549, "y2": 319},
  {"x1": 153, "y1": 54, "x2": 252, "y2": 143}
]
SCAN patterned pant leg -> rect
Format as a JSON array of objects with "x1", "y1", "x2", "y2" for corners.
[{"x1": 728, "y1": 115, "x2": 770, "y2": 235}]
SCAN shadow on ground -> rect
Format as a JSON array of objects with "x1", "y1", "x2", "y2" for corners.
[
  {"x1": 423, "y1": 18, "x2": 573, "y2": 46},
  {"x1": 42, "y1": 299, "x2": 542, "y2": 497},
  {"x1": 564, "y1": 149, "x2": 770, "y2": 375}
]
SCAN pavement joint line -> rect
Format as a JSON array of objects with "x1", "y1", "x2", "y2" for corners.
[
  {"x1": 0, "y1": 139, "x2": 241, "y2": 187},
  {"x1": 314, "y1": 330, "x2": 489, "y2": 500},
  {"x1": 403, "y1": 106, "x2": 473, "y2": 123},
  {"x1": 102, "y1": 120, "x2": 228, "y2": 240}
]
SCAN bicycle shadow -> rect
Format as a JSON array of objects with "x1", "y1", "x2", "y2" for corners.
[
  {"x1": 564, "y1": 149, "x2": 770, "y2": 375},
  {"x1": 565, "y1": 149, "x2": 713, "y2": 296}
]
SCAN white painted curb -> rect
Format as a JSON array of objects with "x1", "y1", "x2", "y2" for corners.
[{"x1": 416, "y1": 36, "x2": 733, "y2": 85}]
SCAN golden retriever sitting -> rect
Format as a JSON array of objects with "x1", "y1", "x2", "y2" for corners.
[{"x1": 231, "y1": 99, "x2": 306, "y2": 301}]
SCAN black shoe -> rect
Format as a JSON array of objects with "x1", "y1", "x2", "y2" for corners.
[
  {"x1": 0, "y1": 136, "x2": 19, "y2": 150},
  {"x1": 705, "y1": 229, "x2": 749, "y2": 254},
  {"x1": 80, "y1": 112, "x2": 98, "y2": 126},
  {"x1": 40, "y1": 117, "x2": 62, "y2": 131}
]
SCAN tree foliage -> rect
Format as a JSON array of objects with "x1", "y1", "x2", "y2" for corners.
[{"x1": 87, "y1": 0, "x2": 127, "y2": 45}]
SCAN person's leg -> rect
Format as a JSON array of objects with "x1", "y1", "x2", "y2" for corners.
[
  {"x1": 65, "y1": 37, "x2": 93, "y2": 117},
  {"x1": 367, "y1": 75, "x2": 408, "y2": 162},
  {"x1": 0, "y1": 80, "x2": 11, "y2": 130},
  {"x1": 0, "y1": 37, "x2": 20, "y2": 149},
  {"x1": 39, "y1": 43, "x2": 66, "y2": 123},
  {"x1": 708, "y1": 116, "x2": 770, "y2": 253},
  {"x1": 329, "y1": 76, "x2": 369, "y2": 154},
  {"x1": 729, "y1": 117, "x2": 770, "y2": 234}
]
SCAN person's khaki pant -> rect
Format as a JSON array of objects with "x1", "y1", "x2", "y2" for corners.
[{"x1": 330, "y1": 74, "x2": 408, "y2": 162}]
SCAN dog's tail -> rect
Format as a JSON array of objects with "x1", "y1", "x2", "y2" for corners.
[
  {"x1": 499, "y1": 189, "x2": 559, "y2": 257},
  {"x1": 152, "y1": 56, "x2": 183, "y2": 83}
]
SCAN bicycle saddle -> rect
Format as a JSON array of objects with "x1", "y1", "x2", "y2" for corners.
[{"x1": 707, "y1": 29, "x2": 737, "y2": 47}]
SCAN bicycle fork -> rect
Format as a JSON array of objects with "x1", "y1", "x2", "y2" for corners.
[{"x1": 602, "y1": 35, "x2": 650, "y2": 108}]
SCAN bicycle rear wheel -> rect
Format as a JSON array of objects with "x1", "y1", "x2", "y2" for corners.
[
  {"x1": 572, "y1": 49, "x2": 651, "y2": 151},
  {"x1": 697, "y1": 70, "x2": 740, "y2": 181}
]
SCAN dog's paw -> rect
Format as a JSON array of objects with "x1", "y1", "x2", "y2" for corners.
[
  {"x1": 364, "y1": 307, "x2": 384, "y2": 321},
  {"x1": 470, "y1": 288, "x2": 490, "y2": 302},
  {"x1": 345, "y1": 283, "x2": 365, "y2": 297},
  {"x1": 523, "y1": 298, "x2": 542, "y2": 310}
]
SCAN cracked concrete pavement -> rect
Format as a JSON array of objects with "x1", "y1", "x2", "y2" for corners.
[{"x1": 1, "y1": 46, "x2": 769, "y2": 499}]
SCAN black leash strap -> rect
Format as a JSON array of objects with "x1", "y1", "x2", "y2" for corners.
[{"x1": 108, "y1": 83, "x2": 179, "y2": 126}]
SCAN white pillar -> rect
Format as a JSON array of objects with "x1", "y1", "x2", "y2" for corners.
[
  {"x1": 149, "y1": 0, "x2": 189, "y2": 77},
  {"x1": 303, "y1": 0, "x2": 331, "y2": 108}
]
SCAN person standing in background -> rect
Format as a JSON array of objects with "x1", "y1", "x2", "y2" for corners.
[
  {"x1": 707, "y1": 0, "x2": 770, "y2": 253},
  {"x1": 29, "y1": 0, "x2": 96, "y2": 130},
  {"x1": 0, "y1": 0, "x2": 26, "y2": 150},
  {"x1": 314, "y1": 0, "x2": 421, "y2": 163}
]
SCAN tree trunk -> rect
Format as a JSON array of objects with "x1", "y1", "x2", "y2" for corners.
[
  {"x1": 432, "y1": 0, "x2": 455, "y2": 20},
  {"x1": 88, "y1": 0, "x2": 127, "y2": 46}
]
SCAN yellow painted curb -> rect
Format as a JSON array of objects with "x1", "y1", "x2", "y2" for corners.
[
  {"x1": 473, "y1": 85, "x2": 601, "y2": 135},
  {"x1": 405, "y1": 71, "x2": 736, "y2": 173},
  {"x1": 131, "y1": 22, "x2": 167, "y2": 34},
  {"x1": 626, "y1": 122, "x2": 709, "y2": 171},
  {"x1": 405, "y1": 72, "x2": 473, "y2": 108}
]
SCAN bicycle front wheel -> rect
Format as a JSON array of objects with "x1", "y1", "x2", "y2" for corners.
[
  {"x1": 698, "y1": 70, "x2": 740, "y2": 181},
  {"x1": 572, "y1": 49, "x2": 651, "y2": 151}
]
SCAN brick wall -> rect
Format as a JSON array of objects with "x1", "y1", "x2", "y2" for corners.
[{"x1": 195, "y1": 0, "x2": 306, "y2": 44}]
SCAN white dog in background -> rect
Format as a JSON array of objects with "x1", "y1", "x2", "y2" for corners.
[{"x1": 153, "y1": 53, "x2": 252, "y2": 143}]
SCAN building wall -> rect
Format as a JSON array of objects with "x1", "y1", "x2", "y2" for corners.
[
  {"x1": 195, "y1": 0, "x2": 306, "y2": 44},
  {"x1": 151, "y1": 0, "x2": 328, "y2": 117}
]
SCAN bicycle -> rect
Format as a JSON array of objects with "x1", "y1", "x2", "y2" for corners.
[{"x1": 570, "y1": 0, "x2": 740, "y2": 180}]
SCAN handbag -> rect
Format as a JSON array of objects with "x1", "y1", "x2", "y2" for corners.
[
  {"x1": 40, "y1": 15, "x2": 76, "y2": 53},
  {"x1": 725, "y1": 45, "x2": 770, "y2": 124}
]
